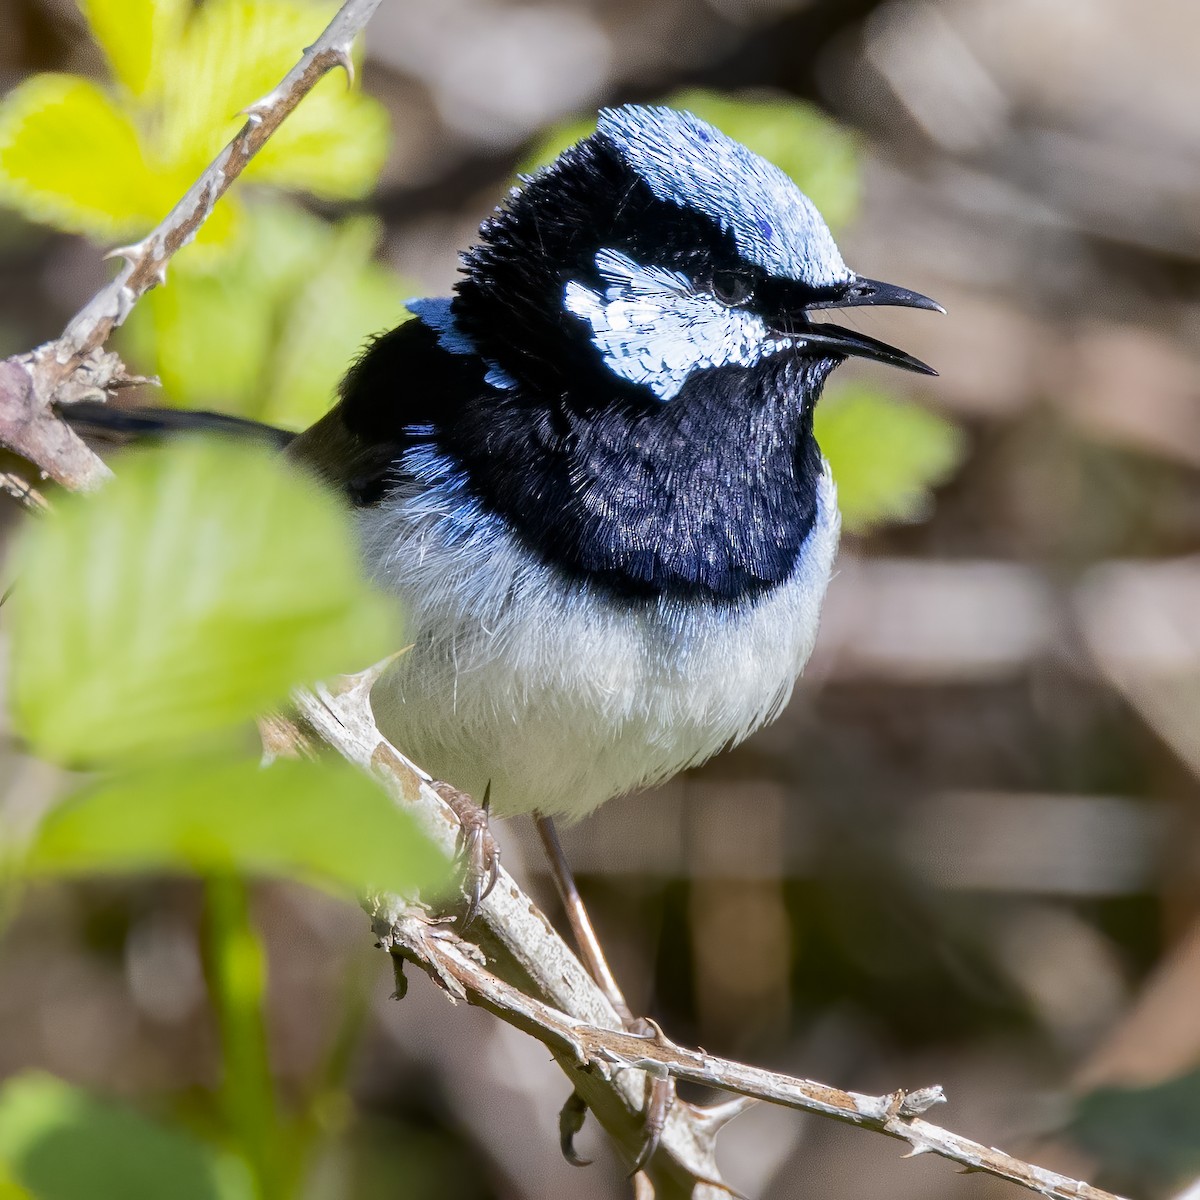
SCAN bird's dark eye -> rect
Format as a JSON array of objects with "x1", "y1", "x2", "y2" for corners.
[{"x1": 711, "y1": 270, "x2": 754, "y2": 307}]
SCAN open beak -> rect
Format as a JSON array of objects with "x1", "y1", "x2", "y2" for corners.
[{"x1": 776, "y1": 275, "x2": 943, "y2": 376}]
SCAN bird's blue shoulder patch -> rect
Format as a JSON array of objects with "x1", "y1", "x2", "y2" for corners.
[
  {"x1": 597, "y1": 105, "x2": 850, "y2": 289},
  {"x1": 405, "y1": 296, "x2": 517, "y2": 390}
]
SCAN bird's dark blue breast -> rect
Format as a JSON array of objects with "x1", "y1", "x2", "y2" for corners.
[{"x1": 445, "y1": 353, "x2": 828, "y2": 601}]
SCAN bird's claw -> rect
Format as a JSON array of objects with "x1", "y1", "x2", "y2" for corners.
[
  {"x1": 622, "y1": 1018, "x2": 673, "y2": 1174},
  {"x1": 553, "y1": 1017, "x2": 675, "y2": 1173},
  {"x1": 558, "y1": 1089, "x2": 593, "y2": 1167},
  {"x1": 432, "y1": 780, "x2": 500, "y2": 925},
  {"x1": 629, "y1": 1075, "x2": 673, "y2": 1176}
]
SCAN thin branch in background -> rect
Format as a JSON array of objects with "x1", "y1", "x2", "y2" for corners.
[
  {"x1": 535, "y1": 812, "x2": 637, "y2": 1028},
  {"x1": 0, "y1": 2, "x2": 1137, "y2": 1197}
]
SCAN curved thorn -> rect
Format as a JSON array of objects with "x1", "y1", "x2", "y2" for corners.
[
  {"x1": 238, "y1": 99, "x2": 271, "y2": 123},
  {"x1": 103, "y1": 242, "x2": 145, "y2": 264},
  {"x1": 692, "y1": 1093, "x2": 760, "y2": 1133},
  {"x1": 331, "y1": 44, "x2": 355, "y2": 87}
]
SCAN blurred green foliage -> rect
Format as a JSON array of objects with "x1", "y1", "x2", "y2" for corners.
[
  {"x1": 121, "y1": 202, "x2": 407, "y2": 428},
  {"x1": 0, "y1": 1073, "x2": 254, "y2": 1200},
  {"x1": 10, "y1": 439, "x2": 395, "y2": 766},
  {"x1": 3, "y1": 438, "x2": 445, "y2": 1199},
  {"x1": 816, "y1": 383, "x2": 964, "y2": 530},
  {"x1": 0, "y1": 6, "x2": 426, "y2": 1198},
  {"x1": 26, "y1": 756, "x2": 444, "y2": 897},
  {"x1": 8, "y1": 435, "x2": 443, "y2": 896},
  {"x1": 0, "y1": 0, "x2": 404, "y2": 424},
  {"x1": 1070, "y1": 1069, "x2": 1200, "y2": 1189}
]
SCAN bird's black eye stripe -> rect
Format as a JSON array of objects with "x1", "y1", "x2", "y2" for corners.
[{"x1": 711, "y1": 269, "x2": 755, "y2": 307}]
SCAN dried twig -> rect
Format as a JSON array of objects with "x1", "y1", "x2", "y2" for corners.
[{"x1": 0, "y1": 3, "x2": 1132, "y2": 1196}]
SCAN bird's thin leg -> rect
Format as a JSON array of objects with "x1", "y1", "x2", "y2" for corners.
[
  {"x1": 534, "y1": 813, "x2": 635, "y2": 1025},
  {"x1": 534, "y1": 813, "x2": 674, "y2": 1172}
]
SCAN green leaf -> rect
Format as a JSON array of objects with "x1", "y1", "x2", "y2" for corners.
[
  {"x1": 26, "y1": 756, "x2": 448, "y2": 897},
  {"x1": 815, "y1": 384, "x2": 965, "y2": 533},
  {"x1": 121, "y1": 203, "x2": 321, "y2": 414},
  {"x1": 520, "y1": 88, "x2": 861, "y2": 230},
  {"x1": 0, "y1": 1072, "x2": 253, "y2": 1200},
  {"x1": 153, "y1": 0, "x2": 387, "y2": 200},
  {"x1": 78, "y1": 0, "x2": 189, "y2": 99},
  {"x1": 10, "y1": 438, "x2": 397, "y2": 767},
  {"x1": 121, "y1": 201, "x2": 408, "y2": 426},
  {"x1": 0, "y1": 75, "x2": 175, "y2": 238},
  {"x1": 0, "y1": 1161, "x2": 34, "y2": 1200}
]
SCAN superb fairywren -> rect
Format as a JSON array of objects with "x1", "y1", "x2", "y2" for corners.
[{"x1": 290, "y1": 104, "x2": 940, "y2": 821}]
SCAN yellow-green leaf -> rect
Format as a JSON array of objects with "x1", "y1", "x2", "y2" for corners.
[
  {"x1": 251, "y1": 67, "x2": 389, "y2": 201},
  {"x1": 10, "y1": 438, "x2": 397, "y2": 767},
  {"x1": 154, "y1": 0, "x2": 325, "y2": 165},
  {"x1": 27, "y1": 757, "x2": 448, "y2": 898},
  {"x1": 78, "y1": 0, "x2": 189, "y2": 99},
  {"x1": 0, "y1": 1161, "x2": 34, "y2": 1200},
  {"x1": 259, "y1": 214, "x2": 405, "y2": 427},
  {"x1": 0, "y1": 75, "x2": 174, "y2": 238},
  {"x1": 816, "y1": 383, "x2": 965, "y2": 533}
]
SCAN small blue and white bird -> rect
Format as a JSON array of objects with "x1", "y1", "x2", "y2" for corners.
[
  {"x1": 288, "y1": 104, "x2": 940, "y2": 823},
  {"x1": 76, "y1": 105, "x2": 940, "y2": 826}
]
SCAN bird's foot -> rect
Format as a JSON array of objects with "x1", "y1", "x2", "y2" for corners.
[
  {"x1": 558, "y1": 1016, "x2": 675, "y2": 1173},
  {"x1": 431, "y1": 780, "x2": 500, "y2": 925}
]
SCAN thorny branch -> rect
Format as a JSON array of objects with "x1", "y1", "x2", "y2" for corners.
[{"x1": 0, "y1": 3, "x2": 1131, "y2": 1198}]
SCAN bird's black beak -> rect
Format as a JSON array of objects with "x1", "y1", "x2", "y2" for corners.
[{"x1": 774, "y1": 275, "x2": 943, "y2": 376}]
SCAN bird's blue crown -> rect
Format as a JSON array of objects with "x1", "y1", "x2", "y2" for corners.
[{"x1": 596, "y1": 105, "x2": 849, "y2": 289}]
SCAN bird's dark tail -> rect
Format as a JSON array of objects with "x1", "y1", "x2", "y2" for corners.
[{"x1": 59, "y1": 400, "x2": 295, "y2": 451}]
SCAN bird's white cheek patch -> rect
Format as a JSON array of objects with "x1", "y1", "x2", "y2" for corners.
[{"x1": 564, "y1": 248, "x2": 785, "y2": 402}]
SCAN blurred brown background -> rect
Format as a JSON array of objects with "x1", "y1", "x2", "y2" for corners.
[{"x1": 3, "y1": 0, "x2": 1200, "y2": 1197}]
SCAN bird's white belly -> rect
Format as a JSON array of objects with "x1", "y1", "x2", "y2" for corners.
[{"x1": 358, "y1": 470, "x2": 839, "y2": 821}]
